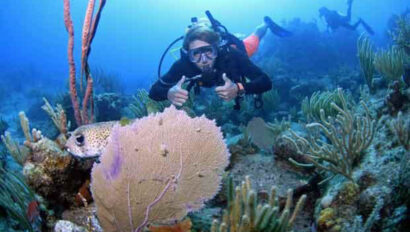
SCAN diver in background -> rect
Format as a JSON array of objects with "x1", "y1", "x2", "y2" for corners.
[
  {"x1": 319, "y1": 0, "x2": 375, "y2": 35},
  {"x1": 149, "y1": 16, "x2": 290, "y2": 109}
]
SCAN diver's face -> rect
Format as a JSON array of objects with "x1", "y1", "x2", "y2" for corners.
[{"x1": 189, "y1": 40, "x2": 216, "y2": 72}]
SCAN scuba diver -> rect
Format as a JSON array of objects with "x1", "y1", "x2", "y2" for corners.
[
  {"x1": 319, "y1": 0, "x2": 374, "y2": 35},
  {"x1": 149, "y1": 12, "x2": 292, "y2": 110}
]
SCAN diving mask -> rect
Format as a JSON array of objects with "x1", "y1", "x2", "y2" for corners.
[{"x1": 188, "y1": 44, "x2": 218, "y2": 63}]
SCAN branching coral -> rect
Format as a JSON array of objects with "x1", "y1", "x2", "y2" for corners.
[
  {"x1": 211, "y1": 176, "x2": 306, "y2": 232},
  {"x1": 3, "y1": 110, "x2": 93, "y2": 208},
  {"x1": 129, "y1": 89, "x2": 170, "y2": 118},
  {"x1": 266, "y1": 117, "x2": 292, "y2": 138},
  {"x1": 41, "y1": 98, "x2": 69, "y2": 138},
  {"x1": 92, "y1": 67, "x2": 124, "y2": 93},
  {"x1": 262, "y1": 88, "x2": 280, "y2": 112},
  {"x1": 391, "y1": 15, "x2": 410, "y2": 56},
  {"x1": 1, "y1": 131, "x2": 28, "y2": 165},
  {"x1": 374, "y1": 46, "x2": 405, "y2": 83},
  {"x1": 0, "y1": 166, "x2": 37, "y2": 232},
  {"x1": 357, "y1": 34, "x2": 376, "y2": 92},
  {"x1": 19, "y1": 111, "x2": 32, "y2": 144},
  {"x1": 390, "y1": 111, "x2": 410, "y2": 150},
  {"x1": 284, "y1": 88, "x2": 376, "y2": 181},
  {"x1": 301, "y1": 89, "x2": 351, "y2": 122},
  {"x1": 350, "y1": 198, "x2": 383, "y2": 232},
  {"x1": 1, "y1": 112, "x2": 42, "y2": 165},
  {"x1": 0, "y1": 117, "x2": 8, "y2": 136}
]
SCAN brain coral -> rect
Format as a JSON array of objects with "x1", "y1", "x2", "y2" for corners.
[{"x1": 91, "y1": 106, "x2": 230, "y2": 232}]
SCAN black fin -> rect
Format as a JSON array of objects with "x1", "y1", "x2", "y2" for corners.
[{"x1": 264, "y1": 16, "x2": 292, "y2": 37}]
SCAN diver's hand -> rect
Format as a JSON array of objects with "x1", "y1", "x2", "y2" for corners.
[
  {"x1": 167, "y1": 76, "x2": 189, "y2": 106},
  {"x1": 215, "y1": 73, "x2": 238, "y2": 101}
]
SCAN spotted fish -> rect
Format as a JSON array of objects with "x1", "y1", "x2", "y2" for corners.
[{"x1": 65, "y1": 121, "x2": 117, "y2": 158}]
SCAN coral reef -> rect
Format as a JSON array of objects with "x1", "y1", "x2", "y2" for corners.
[
  {"x1": 374, "y1": 46, "x2": 405, "y2": 84},
  {"x1": 357, "y1": 34, "x2": 375, "y2": 93},
  {"x1": 222, "y1": 153, "x2": 313, "y2": 230},
  {"x1": 58, "y1": 203, "x2": 102, "y2": 231},
  {"x1": 385, "y1": 81, "x2": 409, "y2": 115},
  {"x1": 0, "y1": 117, "x2": 8, "y2": 137},
  {"x1": 301, "y1": 89, "x2": 351, "y2": 122},
  {"x1": 1, "y1": 131, "x2": 29, "y2": 165},
  {"x1": 316, "y1": 182, "x2": 385, "y2": 232},
  {"x1": 0, "y1": 166, "x2": 38, "y2": 232},
  {"x1": 41, "y1": 98, "x2": 69, "y2": 147},
  {"x1": 284, "y1": 88, "x2": 376, "y2": 181},
  {"x1": 310, "y1": 104, "x2": 410, "y2": 232},
  {"x1": 92, "y1": 68, "x2": 125, "y2": 94},
  {"x1": 2, "y1": 109, "x2": 94, "y2": 229},
  {"x1": 350, "y1": 198, "x2": 384, "y2": 232},
  {"x1": 391, "y1": 14, "x2": 410, "y2": 56},
  {"x1": 228, "y1": 129, "x2": 258, "y2": 160},
  {"x1": 129, "y1": 89, "x2": 170, "y2": 118},
  {"x1": 94, "y1": 93, "x2": 124, "y2": 122},
  {"x1": 317, "y1": 207, "x2": 342, "y2": 232},
  {"x1": 18, "y1": 112, "x2": 93, "y2": 207},
  {"x1": 262, "y1": 88, "x2": 280, "y2": 112},
  {"x1": 246, "y1": 117, "x2": 290, "y2": 153},
  {"x1": 273, "y1": 137, "x2": 313, "y2": 166},
  {"x1": 54, "y1": 220, "x2": 88, "y2": 232},
  {"x1": 390, "y1": 111, "x2": 410, "y2": 151},
  {"x1": 149, "y1": 218, "x2": 192, "y2": 232},
  {"x1": 211, "y1": 176, "x2": 306, "y2": 232},
  {"x1": 22, "y1": 138, "x2": 90, "y2": 207},
  {"x1": 2, "y1": 8, "x2": 410, "y2": 232}
]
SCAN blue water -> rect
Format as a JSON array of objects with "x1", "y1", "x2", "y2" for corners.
[
  {"x1": 0, "y1": 0, "x2": 408, "y2": 94},
  {"x1": 1, "y1": 1, "x2": 410, "y2": 231}
]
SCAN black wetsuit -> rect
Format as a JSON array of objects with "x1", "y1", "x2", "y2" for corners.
[
  {"x1": 322, "y1": 10, "x2": 350, "y2": 31},
  {"x1": 149, "y1": 47, "x2": 272, "y2": 101}
]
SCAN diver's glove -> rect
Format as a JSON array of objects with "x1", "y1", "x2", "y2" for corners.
[
  {"x1": 215, "y1": 73, "x2": 238, "y2": 101},
  {"x1": 167, "y1": 76, "x2": 189, "y2": 106}
]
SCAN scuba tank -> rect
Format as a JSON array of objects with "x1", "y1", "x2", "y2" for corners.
[{"x1": 204, "y1": 11, "x2": 247, "y2": 54}]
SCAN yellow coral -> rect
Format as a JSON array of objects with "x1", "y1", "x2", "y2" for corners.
[
  {"x1": 335, "y1": 181, "x2": 360, "y2": 205},
  {"x1": 211, "y1": 176, "x2": 306, "y2": 232},
  {"x1": 317, "y1": 208, "x2": 342, "y2": 232},
  {"x1": 318, "y1": 208, "x2": 335, "y2": 228}
]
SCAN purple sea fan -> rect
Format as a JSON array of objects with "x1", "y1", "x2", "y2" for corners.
[
  {"x1": 90, "y1": 106, "x2": 230, "y2": 232},
  {"x1": 103, "y1": 126, "x2": 123, "y2": 180}
]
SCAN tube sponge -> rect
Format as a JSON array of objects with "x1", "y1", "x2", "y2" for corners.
[{"x1": 91, "y1": 106, "x2": 230, "y2": 232}]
